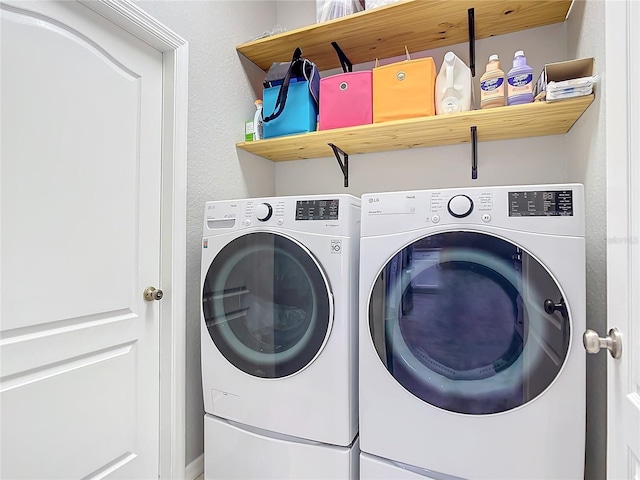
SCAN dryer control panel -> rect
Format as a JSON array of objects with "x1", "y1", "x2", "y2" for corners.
[
  {"x1": 361, "y1": 184, "x2": 584, "y2": 238},
  {"x1": 508, "y1": 189, "x2": 574, "y2": 217}
]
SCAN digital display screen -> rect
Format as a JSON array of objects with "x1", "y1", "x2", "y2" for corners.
[
  {"x1": 509, "y1": 190, "x2": 573, "y2": 217},
  {"x1": 295, "y1": 199, "x2": 339, "y2": 221}
]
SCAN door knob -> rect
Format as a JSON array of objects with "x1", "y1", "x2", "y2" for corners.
[
  {"x1": 544, "y1": 297, "x2": 568, "y2": 319},
  {"x1": 144, "y1": 286, "x2": 164, "y2": 301},
  {"x1": 583, "y1": 328, "x2": 622, "y2": 359}
]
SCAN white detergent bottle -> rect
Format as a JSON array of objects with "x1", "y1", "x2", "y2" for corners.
[{"x1": 435, "y1": 51, "x2": 472, "y2": 114}]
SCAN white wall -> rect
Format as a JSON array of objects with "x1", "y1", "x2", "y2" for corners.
[
  {"x1": 134, "y1": 0, "x2": 278, "y2": 468},
  {"x1": 565, "y1": 1, "x2": 607, "y2": 478},
  {"x1": 277, "y1": 0, "x2": 315, "y2": 27}
]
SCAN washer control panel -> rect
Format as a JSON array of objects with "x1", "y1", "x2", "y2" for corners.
[
  {"x1": 241, "y1": 199, "x2": 341, "y2": 223},
  {"x1": 204, "y1": 196, "x2": 358, "y2": 236},
  {"x1": 244, "y1": 200, "x2": 286, "y2": 224},
  {"x1": 295, "y1": 199, "x2": 340, "y2": 221}
]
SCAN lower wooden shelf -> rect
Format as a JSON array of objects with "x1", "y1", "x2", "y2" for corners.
[{"x1": 236, "y1": 95, "x2": 594, "y2": 162}]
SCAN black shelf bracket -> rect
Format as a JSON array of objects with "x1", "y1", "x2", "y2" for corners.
[
  {"x1": 468, "y1": 8, "x2": 476, "y2": 77},
  {"x1": 328, "y1": 143, "x2": 349, "y2": 187},
  {"x1": 471, "y1": 126, "x2": 478, "y2": 179}
]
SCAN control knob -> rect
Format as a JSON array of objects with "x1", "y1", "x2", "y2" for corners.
[
  {"x1": 255, "y1": 203, "x2": 273, "y2": 221},
  {"x1": 447, "y1": 194, "x2": 474, "y2": 218}
]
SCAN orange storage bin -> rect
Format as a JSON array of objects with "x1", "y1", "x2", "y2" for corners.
[{"x1": 373, "y1": 48, "x2": 436, "y2": 123}]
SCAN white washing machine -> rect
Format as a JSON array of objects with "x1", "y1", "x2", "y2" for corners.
[
  {"x1": 201, "y1": 195, "x2": 360, "y2": 479},
  {"x1": 359, "y1": 184, "x2": 585, "y2": 480}
]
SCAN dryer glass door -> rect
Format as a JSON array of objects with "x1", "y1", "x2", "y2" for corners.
[
  {"x1": 203, "y1": 232, "x2": 332, "y2": 378},
  {"x1": 368, "y1": 231, "x2": 571, "y2": 415}
]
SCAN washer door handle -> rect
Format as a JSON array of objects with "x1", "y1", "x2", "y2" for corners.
[
  {"x1": 544, "y1": 297, "x2": 567, "y2": 319},
  {"x1": 583, "y1": 328, "x2": 622, "y2": 359}
]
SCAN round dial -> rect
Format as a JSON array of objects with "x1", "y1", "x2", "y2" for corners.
[
  {"x1": 447, "y1": 194, "x2": 474, "y2": 218},
  {"x1": 255, "y1": 203, "x2": 273, "y2": 221}
]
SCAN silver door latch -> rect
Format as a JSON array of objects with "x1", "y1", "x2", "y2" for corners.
[
  {"x1": 583, "y1": 327, "x2": 622, "y2": 359},
  {"x1": 144, "y1": 286, "x2": 163, "y2": 301}
]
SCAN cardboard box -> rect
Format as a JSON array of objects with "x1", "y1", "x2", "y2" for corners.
[{"x1": 534, "y1": 57, "x2": 595, "y2": 100}]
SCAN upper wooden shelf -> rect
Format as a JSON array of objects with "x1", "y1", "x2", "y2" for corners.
[
  {"x1": 236, "y1": 0, "x2": 573, "y2": 72},
  {"x1": 236, "y1": 96, "x2": 594, "y2": 161}
]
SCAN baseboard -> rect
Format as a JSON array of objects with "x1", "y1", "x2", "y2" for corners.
[{"x1": 185, "y1": 454, "x2": 204, "y2": 480}]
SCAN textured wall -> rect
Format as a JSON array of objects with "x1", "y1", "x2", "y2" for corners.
[
  {"x1": 277, "y1": 0, "x2": 315, "y2": 29},
  {"x1": 566, "y1": 1, "x2": 607, "y2": 478},
  {"x1": 135, "y1": 0, "x2": 277, "y2": 468}
]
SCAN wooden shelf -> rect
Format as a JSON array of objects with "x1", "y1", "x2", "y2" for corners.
[
  {"x1": 235, "y1": 0, "x2": 586, "y2": 168},
  {"x1": 236, "y1": 0, "x2": 572, "y2": 72},
  {"x1": 236, "y1": 96, "x2": 594, "y2": 161}
]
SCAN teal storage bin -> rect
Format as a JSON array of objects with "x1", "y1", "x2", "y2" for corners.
[{"x1": 263, "y1": 81, "x2": 318, "y2": 139}]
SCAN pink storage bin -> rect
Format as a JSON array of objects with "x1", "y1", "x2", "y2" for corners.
[
  {"x1": 319, "y1": 71, "x2": 373, "y2": 130},
  {"x1": 319, "y1": 42, "x2": 373, "y2": 130}
]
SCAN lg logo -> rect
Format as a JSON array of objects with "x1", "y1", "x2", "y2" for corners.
[{"x1": 368, "y1": 197, "x2": 380, "y2": 203}]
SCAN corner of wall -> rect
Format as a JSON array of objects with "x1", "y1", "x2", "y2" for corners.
[{"x1": 565, "y1": 1, "x2": 607, "y2": 479}]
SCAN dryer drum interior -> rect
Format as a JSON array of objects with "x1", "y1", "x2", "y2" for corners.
[
  {"x1": 203, "y1": 232, "x2": 332, "y2": 379},
  {"x1": 368, "y1": 231, "x2": 571, "y2": 415}
]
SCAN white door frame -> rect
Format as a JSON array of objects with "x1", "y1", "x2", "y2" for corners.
[
  {"x1": 605, "y1": 0, "x2": 639, "y2": 478},
  {"x1": 77, "y1": 1, "x2": 188, "y2": 477}
]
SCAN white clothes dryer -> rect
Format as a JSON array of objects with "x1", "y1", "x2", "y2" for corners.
[
  {"x1": 359, "y1": 185, "x2": 585, "y2": 480},
  {"x1": 201, "y1": 195, "x2": 360, "y2": 448}
]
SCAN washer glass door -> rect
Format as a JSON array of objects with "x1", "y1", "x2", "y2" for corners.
[
  {"x1": 368, "y1": 231, "x2": 571, "y2": 414},
  {"x1": 203, "y1": 232, "x2": 332, "y2": 378}
]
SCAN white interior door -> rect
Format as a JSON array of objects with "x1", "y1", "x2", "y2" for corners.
[
  {"x1": 605, "y1": 0, "x2": 640, "y2": 478},
  {"x1": 0, "y1": 1, "x2": 163, "y2": 478}
]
